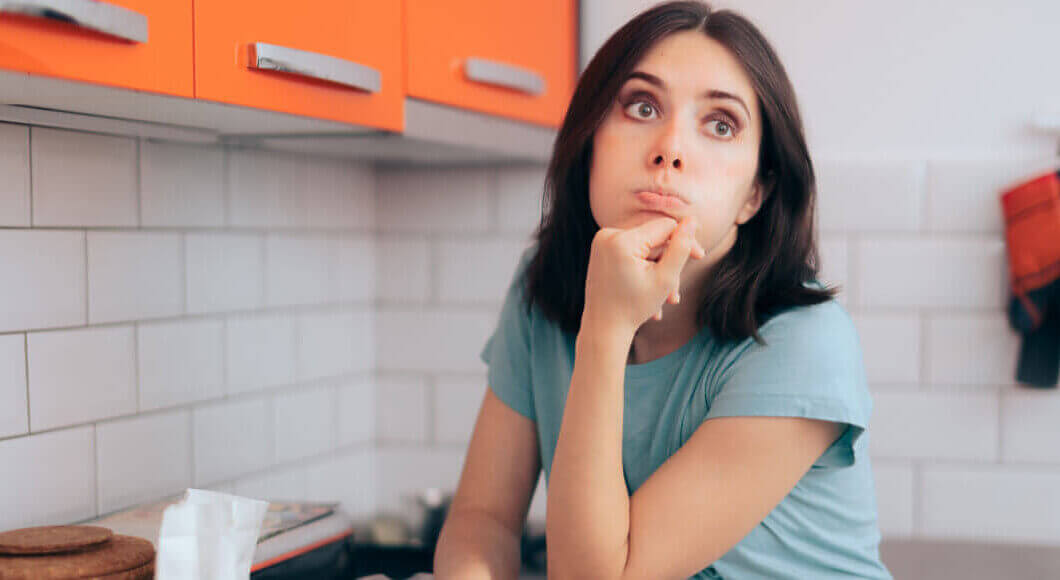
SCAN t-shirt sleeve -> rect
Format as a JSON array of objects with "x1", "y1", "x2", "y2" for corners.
[
  {"x1": 705, "y1": 300, "x2": 872, "y2": 469},
  {"x1": 478, "y1": 246, "x2": 537, "y2": 422}
]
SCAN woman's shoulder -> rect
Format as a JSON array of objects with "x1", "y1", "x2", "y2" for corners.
[{"x1": 756, "y1": 288, "x2": 857, "y2": 344}]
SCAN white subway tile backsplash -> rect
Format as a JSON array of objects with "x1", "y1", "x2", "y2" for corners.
[
  {"x1": 434, "y1": 376, "x2": 486, "y2": 446},
  {"x1": 235, "y1": 467, "x2": 308, "y2": 503},
  {"x1": 816, "y1": 236, "x2": 850, "y2": 307},
  {"x1": 226, "y1": 313, "x2": 296, "y2": 395},
  {"x1": 300, "y1": 160, "x2": 374, "y2": 230},
  {"x1": 333, "y1": 235, "x2": 375, "y2": 303},
  {"x1": 265, "y1": 233, "x2": 332, "y2": 307},
  {"x1": 30, "y1": 127, "x2": 137, "y2": 227},
  {"x1": 0, "y1": 334, "x2": 28, "y2": 438},
  {"x1": 375, "y1": 236, "x2": 431, "y2": 304},
  {"x1": 228, "y1": 150, "x2": 373, "y2": 229},
  {"x1": 95, "y1": 409, "x2": 191, "y2": 514},
  {"x1": 27, "y1": 325, "x2": 136, "y2": 432},
  {"x1": 920, "y1": 465, "x2": 1060, "y2": 544},
  {"x1": 870, "y1": 391, "x2": 998, "y2": 460},
  {"x1": 0, "y1": 426, "x2": 95, "y2": 531},
  {"x1": 872, "y1": 461, "x2": 914, "y2": 537},
  {"x1": 337, "y1": 378, "x2": 375, "y2": 447},
  {"x1": 140, "y1": 140, "x2": 225, "y2": 228},
  {"x1": 496, "y1": 165, "x2": 547, "y2": 236},
  {"x1": 856, "y1": 237, "x2": 1006, "y2": 309},
  {"x1": 274, "y1": 386, "x2": 335, "y2": 463},
  {"x1": 815, "y1": 159, "x2": 924, "y2": 232},
  {"x1": 0, "y1": 230, "x2": 85, "y2": 332},
  {"x1": 926, "y1": 157, "x2": 1058, "y2": 233},
  {"x1": 235, "y1": 466, "x2": 307, "y2": 504},
  {"x1": 375, "y1": 448, "x2": 464, "y2": 521},
  {"x1": 1001, "y1": 389, "x2": 1060, "y2": 464},
  {"x1": 437, "y1": 238, "x2": 529, "y2": 304},
  {"x1": 296, "y1": 309, "x2": 373, "y2": 381},
  {"x1": 377, "y1": 309, "x2": 494, "y2": 373},
  {"x1": 376, "y1": 375, "x2": 429, "y2": 444},
  {"x1": 0, "y1": 123, "x2": 30, "y2": 226},
  {"x1": 137, "y1": 318, "x2": 224, "y2": 411},
  {"x1": 926, "y1": 314, "x2": 1020, "y2": 386},
  {"x1": 185, "y1": 233, "x2": 264, "y2": 314},
  {"x1": 192, "y1": 397, "x2": 271, "y2": 486},
  {"x1": 87, "y1": 231, "x2": 183, "y2": 324},
  {"x1": 305, "y1": 450, "x2": 376, "y2": 520},
  {"x1": 376, "y1": 167, "x2": 492, "y2": 233},
  {"x1": 850, "y1": 313, "x2": 921, "y2": 384}
]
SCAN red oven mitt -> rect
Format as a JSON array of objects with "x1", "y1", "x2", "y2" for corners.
[{"x1": 1000, "y1": 170, "x2": 1060, "y2": 387}]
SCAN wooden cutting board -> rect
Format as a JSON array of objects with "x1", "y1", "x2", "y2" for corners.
[{"x1": 0, "y1": 525, "x2": 154, "y2": 579}]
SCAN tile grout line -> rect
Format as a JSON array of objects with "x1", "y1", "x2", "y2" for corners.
[
  {"x1": 27, "y1": 127, "x2": 33, "y2": 226},
  {"x1": 93, "y1": 424, "x2": 101, "y2": 517},
  {"x1": 23, "y1": 333, "x2": 31, "y2": 432},
  {"x1": 427, "y1": 374, "x2": 437, "y2": 446},
  {"x1": 911, "y1": 460, "x2": 922, "y2": 537},
  {"x1": 136, "y1": 139, "x2": 143, "y2": 228},
  {"x1": 181, "y1": 233, "x2": 188, "y2": 315},
  {"x1": 83, "y1": 230, "x2": 89, "y2": 325},
  {"x1": 133, "y1": 324, "x2": 141, "y2": 412},
  {"x1": 188, "y1": 409, "x2": 196, "y2": 487},
  {"x1": 919, "y1": 311, "x2": 930, "y2": 388},
  {"x1": 996, "y1": 390, "x2": 1004, "y2": 463}
]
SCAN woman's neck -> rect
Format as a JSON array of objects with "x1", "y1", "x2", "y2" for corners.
[{"x1": 627, "y1": 295, "x2": 702, "y2": 365}]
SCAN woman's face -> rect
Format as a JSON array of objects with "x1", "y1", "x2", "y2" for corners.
[{"x1": 589, "y1": 30, "x2": 765, "y2": 264}]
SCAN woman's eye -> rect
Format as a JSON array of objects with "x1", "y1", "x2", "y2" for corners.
[
  {"x1": 706, "y1": 119, "x2": 737, "y2": 139},
  {"x1": 624, "y1": 100, "x2": 658, "y2": 120}
]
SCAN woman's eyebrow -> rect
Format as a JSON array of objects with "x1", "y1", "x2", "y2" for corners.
[{"x1": 624, "y1": 70, "x2": 751, "y2": 120}]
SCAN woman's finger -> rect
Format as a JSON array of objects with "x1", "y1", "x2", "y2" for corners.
[
  {"x1": 624, "y1": 217, "x2": 679, "y2": 259},
  {"x1": 656, "y1": 217, "x2": 699, "y2": 281}
]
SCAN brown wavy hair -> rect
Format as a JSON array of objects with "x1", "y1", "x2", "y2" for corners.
[{"x1": 524, "y1": 0, "x2": 838, "y2": 345}]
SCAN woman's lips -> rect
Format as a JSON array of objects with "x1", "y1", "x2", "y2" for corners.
[{"x1": 635, "y1": 190, "x2": 688, "y2": 212}]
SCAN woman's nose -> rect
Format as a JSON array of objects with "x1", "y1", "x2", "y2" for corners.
[
  {"x1": 652, "y1": 152, "x2": 682, "y2": 170},
  {"x1": 649, "y1": 122, "x2": 684, "y2": 170}
]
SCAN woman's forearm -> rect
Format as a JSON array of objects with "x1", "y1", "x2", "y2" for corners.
[
  {"x1": 434, "y1": 508, "x2": 523, "y2": 580},
  {"x1": 546, "y1": 320, "x2": 635, "y2": 579}
]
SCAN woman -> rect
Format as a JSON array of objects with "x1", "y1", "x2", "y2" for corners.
[{"x1": 435, "y1": 1, "x2": 892, "y2": 578}]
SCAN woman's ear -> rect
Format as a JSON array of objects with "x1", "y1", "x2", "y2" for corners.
[{"x1": 735, "y1": 181, "x2": 766, "y2": 225}]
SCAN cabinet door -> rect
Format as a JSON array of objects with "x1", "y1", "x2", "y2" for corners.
[
  {"x1": 406, "y1": 0, "x2": 577, "y2": 128},
  {"x1": 194, "y1": 0, "x2": 402, "y2": 132},
  {"x1": 0, "y1": 0, "x2": 193, "y2": 97}
]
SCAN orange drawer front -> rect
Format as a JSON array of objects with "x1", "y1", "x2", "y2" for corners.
[
  {"x1": 194, "y1": 0, "x2": 403, "y2": 132},
  {"x1": 0, "y1": 0, "x2": 193, "y2": 97},
  {"x1": 405, "y1": 0, "x2": 577, "y2": 129}
]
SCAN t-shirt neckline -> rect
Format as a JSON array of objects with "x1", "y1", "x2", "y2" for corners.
[{"x1": 624, "y1": 325, "x2": 711, "y2": 381}]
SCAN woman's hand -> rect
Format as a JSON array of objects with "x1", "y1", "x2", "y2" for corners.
[{"x1": 582, "y1": 216, "x2": 707, "y2": 337}]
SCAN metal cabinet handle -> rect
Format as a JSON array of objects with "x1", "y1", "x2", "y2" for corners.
[
  {"x1": 464, "y1": 57, "x2": 545, "y2": 96},
  {"x1": 0, "y1": 0, "x2": 147, "y2": 43},
  {"x1": 248, "y1": 42, "x2": 381, "y2": 94}
]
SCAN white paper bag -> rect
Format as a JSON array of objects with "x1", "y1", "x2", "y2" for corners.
[{"x1": 156, "y1": 488, "x2": 269, "y2": 580}]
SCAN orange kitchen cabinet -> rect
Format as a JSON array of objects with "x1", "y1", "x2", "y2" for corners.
[
  {"x1": 405, "y1": 0, "x2": 577, "y2": 128},
  {"x1": 194, "y1": 0, "x2": 403, "y2": 132},
  {"x1": 0, "y1": 0, "x2": 193, "y2": 97}
]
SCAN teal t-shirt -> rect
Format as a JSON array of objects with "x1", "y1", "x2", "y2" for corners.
[{"x1": 479, "y1": 247, "x2": 892, "y2": 580}]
